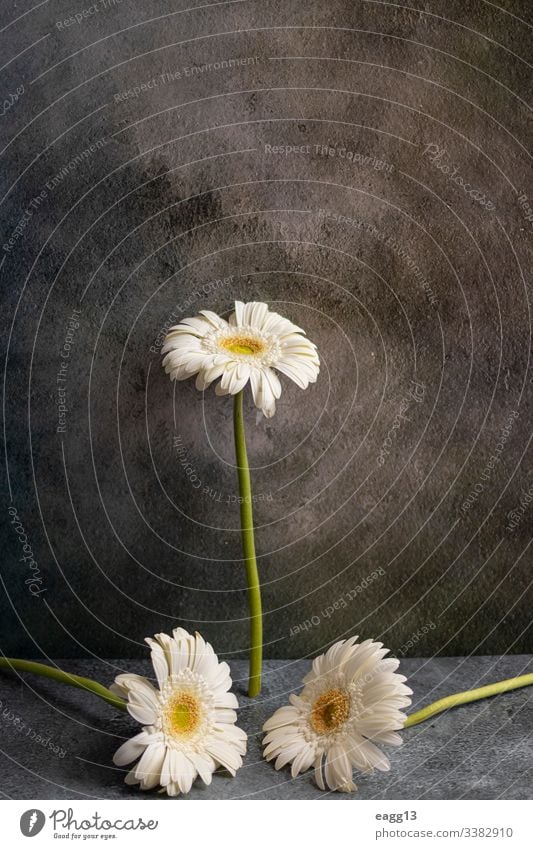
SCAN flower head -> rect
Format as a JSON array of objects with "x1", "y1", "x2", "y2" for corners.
[
  {"x1": 263, "y1": 637, "x2": 412, "y2": 792},
  {"x1": 162, "y1": 300, "x2": 319, "y2": 417},
  {"x1": 111, "y1": 628, "x2": 247, "y2": 795}
]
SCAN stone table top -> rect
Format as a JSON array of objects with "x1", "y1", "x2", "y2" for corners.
[{"x1": 1, "y1": 655, "x2": 531, "y2": 799}]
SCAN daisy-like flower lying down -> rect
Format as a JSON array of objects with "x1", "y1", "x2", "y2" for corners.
[
  {"x1": 263, "y1": 637, "x2": 412, "y2": 792},
  {"x1": 111, "y1": 628, "x2": 247, "y2": 796},
  {"x1": 162, "y1": 300, "x2": 320, "y2": 418}
]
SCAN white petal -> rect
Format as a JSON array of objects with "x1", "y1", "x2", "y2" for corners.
[
  {"x1": 274, "y1": 741, "x2": 305, "y2": 770},
  {"x1": 263, "y1": 731, "x2": 305, "y2": 759},
  {"x1": 165, "y1": 780, "x2": 181, "y2": 797},
  {"x1": 145, "y1": 637, "x2": 169, "y2": 688},
  {"x1": 263, "y1": 727, "x2": 300, "y2": 746},
  {"x1": 110, "y1": 673, "x2": 154, "y2": 699},
  {"x1": 263, "y1": 739, "x2": 283, "y2": 759},
  {"x1": 162, "y1": 333, "x2": 203, "y2": 351},
  {"x1": 214, "y1": 690, "x2": 239, "y2": 709},
  {"x1": 314, "y1": 754, "x2": 326, "y2": 790},
  {"x1": 274, "y1": 358, "x2": 311, "y2": 389},
  {"x1": 346, "y1": 734, "x2": 373, "y2": 772},
  {"x1": 216, "y1": 722, "x2": 247, "y2": 751},
  {"x1": 196, "y1": 358, "x2": 231, "y2": 390},
  {"x1": 195, "y1": 371, "x2": 211, "y2": 391},
  {"x1": 249, "y1": 367, "x2": 262, "y2": 410},
  {"x1": 171, "y1": 750, "x2": 196, "y2": 794},
  {"x1": 127, "y1": 699, "x2": 158, "y2": 727},
  {"x1": 136, "y1": 743, "x2": 166, "y2": 789},
  {"x1": 257, "y1": 367, "x2": 282, "y2": 418},
  {"x1": 215, "y1": 708, "x2": 238, "y2": 724},
  {"x1": 263, "y1": 705, "x2": 300, "y2": 732},
  {"x1": 120, "y1": 675, "x2": 159, "y2": 710},
  {"x1": 291, "y1": 743, "x2": 315, "y2": 777},
  {"x1": 262, "y1": 311, "x2": 304, "y2": 336},
  {"x1": 326, "y1": 744, "x2": 353, "y2": 790},
  {"x1": 324, "y1": 752, "x2": 338, "y2": 791},
  {"x1": 209, "y1": 660, "x2": 233, "y2": 691},
  {"x1": 163, "y1": 316, "x2": 209, "y2": 340},
  {"x1": 247, "y1": 301, "x2": 269, "y2": 328},
  {"x1": 372, "y1": 731, "x2": 403, "y2": 747},
  {"x1": 188, "y1": 751, "x2": 216, "y2": 785},
  {"x1": 214, "y1": 380, "x2": 231, "y2": 397},
  {"x1": 161, "y1": 747, "x2": 176, "y2": 788},
  {"x1": 259, "y1": 371, "x2": 276, "y2": 417},
  {"x1": 113, "y1": 730, "x2": 151, "y2": 766},
  {"x1": 359, "y1": 740, "x2": 391, "y2": 772},
  {"x1": 198, "y1": 309, "x2": 228, "y2": 329},
  {"x1": 124, "y1": 767, "x2": 140, "y2": 786},
  {"x1": 228, "y1": 362, "x2": 251, "y2": 394},
  {"x1": 206, "y1": 738, "x2": 243, "y2": 776},
  {"x1": 230, "y1": 301, "x2": 245, "y2": 326},
  {"x1": 172, "y1": 627, "x2": 195, "y2": 669}
]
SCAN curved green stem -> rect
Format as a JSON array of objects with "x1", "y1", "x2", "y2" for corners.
[
  {"x1": 233, "y1": 390, "x2": 262, "y2": 697},
  {"x1": 0, "y1": 658, "x2": 127, "y2": 712},
  {"x1": 405, "y1": 673, "x2": 533, "y2": 728}
]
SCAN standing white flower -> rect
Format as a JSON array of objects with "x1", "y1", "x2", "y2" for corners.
[
  {"x1": 263, "y1": 637, "x2": 412, "y2": 792},
  {"x1": 111, "y1": 628, "x2": 247, "y2": 796},
  {"x1": 162, "y1": 300, "x2": 319, "y2": 418}
]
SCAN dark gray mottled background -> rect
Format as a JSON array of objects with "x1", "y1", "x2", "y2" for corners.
[{"x1": 1, "y1": 0, "x2": 531, "y2": 662}]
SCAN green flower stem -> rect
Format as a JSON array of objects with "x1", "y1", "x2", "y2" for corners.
[
  {"x1": 404, "y1": 673, "x2": 533, "y2": 728},
  {"x1": 0, "y1": 657, "x2": 127, "y2": 712},
  {"x1": 233, "y1": 390, "x2": 262, "y2": 697}
]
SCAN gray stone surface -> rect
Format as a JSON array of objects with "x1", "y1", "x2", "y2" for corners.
[
  {"x1": 1, "y1": 4, "x2": 532, "y2": 661},
  {"x1": 0, "y1": 656, "x2": 531, "y2": 799}
]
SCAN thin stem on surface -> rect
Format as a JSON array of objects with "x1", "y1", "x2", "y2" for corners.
[
  {"x1": 0, "y1": 657, "x2": 127, "y2": 712},
  {"x1": 404, "y1": 673, "x2": 533, "y2": 728}
]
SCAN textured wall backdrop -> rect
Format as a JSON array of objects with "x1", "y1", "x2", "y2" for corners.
[{"x1": 1, "y1": 0, "x2": 531, "y2": 661}]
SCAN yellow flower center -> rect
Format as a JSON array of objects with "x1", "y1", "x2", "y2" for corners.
[
  {"x1": 165, "y1": 692, "x2": 201, "y2": 736},
  {"x1": 220, "y1": 335, "x2": 266, "y2": 356},
  {"x1": 309, "y1": 688, "x2": 350, "y2": 734}
]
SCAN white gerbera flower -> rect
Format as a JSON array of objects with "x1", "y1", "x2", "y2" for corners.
[
  {"x1": 111, "y1": 628, "x2": 247, "y2": 796},
  {"x1": 263, "y1": 637, "x2": 412, "y2": 792},
  {"x1": 162, "y1": 300, "x2": 319, "y2": 417}
]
